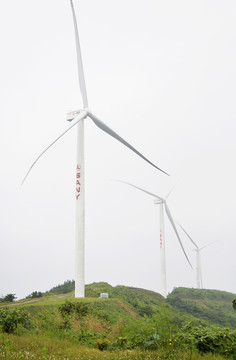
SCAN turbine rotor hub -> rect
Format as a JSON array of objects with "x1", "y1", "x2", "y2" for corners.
[{"x1": 154, "y1": 199, "x2": 163, "y2": 204}]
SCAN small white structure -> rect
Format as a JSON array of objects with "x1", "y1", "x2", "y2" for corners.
[{"x1": 99, "y1": 293, "x2": 109, "y2": 298}]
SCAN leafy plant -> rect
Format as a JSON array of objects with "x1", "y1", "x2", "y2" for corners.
[
  {"x1": 96, "y1": 338, "x2": 110, "y2": 351},
  {"x1": 0, "y1": 308, "x2": 31, "y2": 334},
  {"x1": 26, "y1": 291, "x2": 43, "y2": 299},
  {"x1": 74, "y1": 302, "x2": 89, "y2": 317},
  {"x1": 177, "y1": 323, "x2": 236, "y2": 358},
  {"x1": 232, "y1": 298, "x2": 236, "y2": 310},
  {"x1": 58, "y1": 300, "x2": 75, "y2": 317},
  {"x1": 58, "y1": 300, "x2": 90, "y2": 318},
  {"x1": 117, "y1": 336, "x2": 127, "y2": 348},
  {"x1": 41, "y1": 347, "x2": 48, "y2": 360},
  {"x1": 1, "y1": 294, "x2": 16, "y2": 302}
]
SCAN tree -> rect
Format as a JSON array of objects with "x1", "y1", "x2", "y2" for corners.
[
  {"x1": 26, "y1": 291, "x2": 43, "y2": 299},
  {"x1": 3, "y1": 294, "x2": 16, "y2": 302},
  {"x1": 232, "y1": 298, "x2": 236, "y2": 310}
]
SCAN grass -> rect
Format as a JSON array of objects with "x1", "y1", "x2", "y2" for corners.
[
  {"x1": 0, "y1": 333, "x2": 227, "y2": 360},
  {"x1": 1, "y1": 284, "x2": 236, "y2": 359}
]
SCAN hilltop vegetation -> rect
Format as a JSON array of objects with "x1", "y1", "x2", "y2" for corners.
[
  {"x1": 30, "y1": 280, "x2": 236, "y2": 327},
  {"x1": 0, "y1": 282, "x2": 236, "y2": 359},
  {"x1": 167, "y1": 287, "x2": 236, "y2": 327}
]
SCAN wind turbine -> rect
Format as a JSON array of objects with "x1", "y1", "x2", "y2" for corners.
[
  {"x1": 116, "y1": 181, "x2": 192, "y2": 298},
  {"x1": 177, "y1": 223, "x2": 219, "y2": 289},
  {"x1": 22, "y1": 0, "x2": 169, "y2": 298}
]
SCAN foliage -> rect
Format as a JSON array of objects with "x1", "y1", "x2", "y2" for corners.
[
  {"x1": 0, "y1": 308, "x2": 31, "y2": 334},
  {"x1": 26, "y1": 291, "x2": 43, "y2": 299},
  {"x1": 0, "y1": 333, "x2": 228, "y2": 360},
  {"x1": 167, "y1": 287, "x2": 236, "y2": 326},
  {"x1": 58, "y1": 300, "x2": 89, "y2": 318},
  {"x1": 96, "y1": 338, "x2": 111, "y2": 351},
  {"x1": 1, "y1": 283, "x2": 236, "y2": 359},
  {"x1": 58, "y1": 300, "x2": 76, "y2": 318},
  {"x1": 177, "y1": 323, "x2": 236, "y2": 358},
  {"x1": 116, "y1": 336, "x2": 127, "y2": 347},
  {"x1": 232, "y1": 297, "x2": 236, "y2": 310},
  {"x1": 0, "y1": 294, "x2": 17, "y2": 303},
  {"x1": 49, "y1": 280, "x2": 75, "y2": 295}
]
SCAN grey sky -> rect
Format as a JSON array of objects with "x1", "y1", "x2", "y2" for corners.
[{"x1": 0, "y1": 0, "x2": 235, "y2": 299}]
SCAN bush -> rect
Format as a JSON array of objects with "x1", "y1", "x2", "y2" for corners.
[
  {"x1": 177, "y1": 323, "x2": 236, "y2": 358},
  {"x1": 96, "y1": 338, "x2": 111, "y2": 351},
  {"x1": 117, "y1": 336, "x2": 127, "y2": 347},
  {"x1": 26, "y1": 291, "x2": 43, "y2": 299},
  {"x1": 0, "y1": 308, "x2": 31, "y2": 334},
  {"x1": 58, "y1": 300, "x2": 75, "y2": 317},
  {"x1": 58, "y1": 300, "x2": 90, "y2": 319},
  {"x1": 74, "y1": 302, "x2": 89, "y2": 317}
]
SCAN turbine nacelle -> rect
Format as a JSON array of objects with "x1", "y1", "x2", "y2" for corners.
[
  {"x1": 67, "y1": 109, "x2": 82, "y2": 122},
  {"x1": 154, "y1": 199, "x2": 164, "y2": 205},
  {"x1": 67, "y1": 108, "x2": 91, "y2": 122},
  {"x1": 116, "y1": 180, "x2": 192, "y2": 269}
]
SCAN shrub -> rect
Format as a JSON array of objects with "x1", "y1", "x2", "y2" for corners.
[
  {"x1": 96, "y1": 338, "x2": 110, "y2": 351},
  {"x1": 58, "y1": 300, "x2": 90, "y2": 318},
  {"x1": 26, "y1": 291, "x2": 43, "y2": 299},
  {"x1": 177, "y1": 323, "x2": 236, "y2": 358},
  {"x1": 74, "y1": 302, "x2": 89, "y2": 317},
  {"x1": 117, "y1": 336, "x2": 127, "y2": 347},
  {"x1": 58, "y1": 300, "x2": 75, "y2": 317},
  {"x1": 0, "y1": 308, "x2": 31, "y2": 334},
  {"x1": 232, "y1": 298, "x2": 236, "y2": 311}
]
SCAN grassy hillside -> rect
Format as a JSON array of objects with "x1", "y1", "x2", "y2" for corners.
[
  {"x1": 167, "y1": 287, "x2": 236, "y2": 326},
  {"x1": 24, "y1": 281, "x2": 236, "y2": 327},
  {"x1": 42, "y1": 281, "x2": 236, "y2": 327},
  {"x1": 0, "y1": 283, "x2": 236, "y2": 359}
]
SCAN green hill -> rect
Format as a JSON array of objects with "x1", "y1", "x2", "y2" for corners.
[
  {"x1": 42, "y1": 281, "x2": 236, "y2": 327},
  {"x1": 0, "y1": 282, "x2": 236, "y2": 360},
  {"x1": 26, "y1": 281, "x2": 236, "y2": 327},
  {"x1": 167, "y1": 287, "x2": 236, "y2": 326}
]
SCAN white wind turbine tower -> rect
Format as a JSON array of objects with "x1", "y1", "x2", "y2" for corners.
[
  {"x1": 22, "y1": 0, "x2": 169, "y2": 298},
  {"x1": 177, "y1": 223, "x2": 219, "y2": 289},
  {"x1": 116, "y1": 181, "x2": 192, "y2": 298}
]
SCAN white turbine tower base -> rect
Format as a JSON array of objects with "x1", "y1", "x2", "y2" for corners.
[
  {"x1": 22, "y1": 0, "x2": 169, "y2": 299},
  {"x1": 75, "y1": 120, "x2": 85, "y2": 298},
  {"x1": 195, "y1": 248, "x2": 201, "y2": 289},
  {"x1": 157, "y1": 201, "x2": 167, "y2": 298}
]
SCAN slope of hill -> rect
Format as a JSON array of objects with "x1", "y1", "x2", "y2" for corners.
[
  {"x1": 28, "y1": 281, "x2": 236, "y2": 326},
  {"x1": 1, "y1": 282, "x2": 236, "y2": 359},
  {"x1": 167, "y1": 287, "x2": 236, "y2": 326}
]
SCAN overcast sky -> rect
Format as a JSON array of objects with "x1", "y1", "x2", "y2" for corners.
[{"x1": 0, "y1": 0, "x2": 235, "y2": 300}]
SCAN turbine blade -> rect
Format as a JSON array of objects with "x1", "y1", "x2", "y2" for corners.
[
  {"x1": 164, "y1": 203, "x2": 193, "y2": 269},
  {"x1": 177, "y1": 222, "x2": 199, "y2": 249},
  {"x1": 69, "y1": 0, "x2": 88, "y2": 108},
  {"x1": 114, "y1": 180, "x2": 164, "y2": 202},
  {"x1": 88, "y1": 112, "x2": 169, "y2": 176},
  {"x1": 199, "y1": 239, "x2": 220, "y2": 251},
  {"x1": 165, "y1": 180, "x2": 179, "y2": 200},
  {"x1": 22, "y1": 110, "x2": 88, "y2": 185}
]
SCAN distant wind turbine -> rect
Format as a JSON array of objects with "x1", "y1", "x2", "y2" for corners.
[
  {"x1": 177, "y1": 223, "x2": 219, "y2": 289},
  {"x1": 22, "y1": 0, "x2": 169, "y2": 298},
  {"x1": 116, "y1": 181, "x2": 192, "y2": 298}
]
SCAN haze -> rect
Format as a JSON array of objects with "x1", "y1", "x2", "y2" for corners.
[{"x1": 0, "y1": 0, "x2": 235, "y2": 299}]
